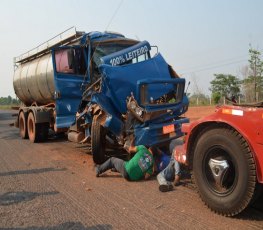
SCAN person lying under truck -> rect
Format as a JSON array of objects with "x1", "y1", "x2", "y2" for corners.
[{"x1": 95, "y1": 145, "x2": 156, "y2": 181}]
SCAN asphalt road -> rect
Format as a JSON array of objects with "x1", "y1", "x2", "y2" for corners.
[{"x1": 0, "y1": 110, "x2": 263, "y2": 230}]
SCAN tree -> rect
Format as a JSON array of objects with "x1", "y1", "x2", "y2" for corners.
[
  {"x1": 209, "y1": 74, "x2": 241, "y2": 100},
  {"x1": 243, "y1": 46, "x2": 263, "y2": 102},
  {"x1": 7, "y1": 95, "x2": 12, "y2": 104},
  {"x1": 189, "y1": 73, "x2": 211, "y2": 105},
  {"x1": 189, "y1": 93, "x2": 210, "y2": 106},
  {"x1": 211, "y1": 92, "x2": 221, "y2": 104},
  {"x1": 0, "y1": 96, "x2": 20, "y2": 105}
]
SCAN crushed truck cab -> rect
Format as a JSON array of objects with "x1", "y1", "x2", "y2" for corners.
[
  {"x1": 73, "y1": 40, "x2": 189, "y2": 164},
  {"x1": 174, "y1": 104, "x2": 263, "y2": 216}
]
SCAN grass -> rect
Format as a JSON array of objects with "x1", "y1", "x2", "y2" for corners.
[{"x1": 0, "y1": 105, "x2": 19, "y2": 110}]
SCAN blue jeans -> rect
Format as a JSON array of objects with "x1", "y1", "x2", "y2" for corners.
[
  {"x1": 158, "y1": 153, "x2": 180, "y2": 183},
  {"x1": 97, "y1": 157, "x2": 129, "y2": 180}
]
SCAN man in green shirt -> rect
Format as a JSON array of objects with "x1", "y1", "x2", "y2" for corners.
[{"x1": 95, "y1": 145, "x2": 155, "y2": 181}]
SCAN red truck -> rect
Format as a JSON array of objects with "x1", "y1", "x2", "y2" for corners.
[{"x1": 175, "y1": 104, "x2": 263, "y2": 216}]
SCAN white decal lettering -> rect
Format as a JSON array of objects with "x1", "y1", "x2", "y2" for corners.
[{"x1": 109, "y1": 45, "x2": 149, "y2": 66}]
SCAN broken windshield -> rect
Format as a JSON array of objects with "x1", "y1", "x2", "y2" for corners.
[{"x1": 92, "y1": 40, "x2": 138, "y2": 66}]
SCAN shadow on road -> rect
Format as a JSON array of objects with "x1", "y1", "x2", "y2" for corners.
[
  {"x1": 0, "y1": 132, "x2": 19, "y2": 140},
  {"x1": 0, "y1": 167, "x2": 67, "y2": 177},
  {"x1": 236, "y1": 193, "x2": 263, "y2": 220},
  {"x1": 44, "y1": 132, "x2": 68, "y2": 143},
  {"x1": 0, "y1": 222, "x2": 112, "y2": 230},
  {"x1": 236, "y1": 207, "x2": 263, "y2": 221},
  {"x1": 0, "y1": 111, "x2": 14, "y2": 121},
  {"x1": 0, "y1": 191, "x2": 59, "y2": 206}
]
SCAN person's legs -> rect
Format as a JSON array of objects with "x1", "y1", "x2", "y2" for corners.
[
  {"x1": 174, "y1": 159, "x2": 180, "y2": 175},
  {"x1": 162, "y1": 153, "x2": 181, "y2": 180},
  {"x1": 157, "y1": 172, "x2": 173, "y2": 192},
  {"x1": 96, "y1": 157, "x2": 128, "y2": 178},
  {"x1": 161, "y1": 158, "x2": 176, "y2": 182},
  {"x1": 173, "y1": 154, "x2": 181, "y2": 185},
  {"x1": 169, "y1": 139, "x2": 182, "y2": 185},
  {"x1": 157, "y1": 160, "x2": 175, "y2": 192},
  {"x1": 157, "y1": 153, "x2": 182, "y2": 192}
]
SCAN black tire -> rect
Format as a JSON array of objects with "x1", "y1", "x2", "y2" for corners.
[
  {"x1": 193, "y1": 127, "x2": 256, "y2": 216},
  {"x1": 19, "y1": 111, "x2": 28, "y2": 139},
  {"x1": 39, "y1": 123, "x2": 49, "y2": 142},
  {"x1": 27, "y1": 112, "x2": 40, "y2": 143},
  {"x1": 27, "y1": 112, "x2": 43, "y2": 143},
  {"x1": 91, "y1": 115, "x2": 106, "y2": 164}
]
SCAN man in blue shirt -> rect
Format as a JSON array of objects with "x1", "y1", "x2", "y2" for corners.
[{"x1": 156, "y1": 139, "x2": 182, "y2": 192}]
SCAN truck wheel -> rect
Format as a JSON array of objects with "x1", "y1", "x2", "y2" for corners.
[
  {"x1": 39, "y1": 123, "x2": 49, "y2": 141},
  {"x1": 27, "y1": 112, "x2": 48, "y2": 143},
  {"x1": 19, "y1": 111, "x2": 28, "y2": 139},
  {"x1": 91, "y1": 115, "x2": 106, "y2": 164},
  {"x1": 27, "y1": 112, "x2": 38, "y2": 143},
  {"x1": 193, "y1": 127, "x2": 256, "y2": 216}
]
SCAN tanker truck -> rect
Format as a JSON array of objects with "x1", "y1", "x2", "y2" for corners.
[{"x1": 13, "y1": 27, "x2": 189, "y2": 164}]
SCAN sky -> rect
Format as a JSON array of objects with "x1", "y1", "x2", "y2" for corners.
[{"x1": 1, "y1": 0, "x2": 263, "y2": 98}]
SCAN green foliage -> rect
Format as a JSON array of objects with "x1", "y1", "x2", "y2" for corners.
[
  {"x1": 189, "y1": 93, "x2": 210, "y2": 106},
  {"x1": 209, "y1": 74, "x2": 241, "y2": 98},
  {"x1": 243, "y1": 46, "x2": 263, "y2": 101},
  {"x1": 249, "y1": 47, "x2": 263, "y2": 78},
  {"x1": 212, "y1": 92, "x2": 221, "y2": 104},
  {"x1": 0, "y1": 96, "x2": 20, "y2": 105}
]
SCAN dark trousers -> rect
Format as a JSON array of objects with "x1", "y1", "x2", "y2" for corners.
[{"x1": 98, "y1": 157, "x2": 129, "y2": 180}]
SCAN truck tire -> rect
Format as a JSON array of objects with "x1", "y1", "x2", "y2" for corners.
[
  {"x1": 27, "y1": 112, "x2": 42, "y2": 143},
  {"x1": 19, "y1": 111, "x2": 28, "y2": 139},
  {"x1": 193, "y1": 127, "x2": 256, "y2": 216},
  {"x1": 39, "y1": 123, "x2": 49, "y2": 141},
  {"x1": 91, "y1": 115, "x2": 106, "y2": 164}
]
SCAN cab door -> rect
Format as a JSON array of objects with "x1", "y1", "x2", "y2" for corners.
[{"x1": 52, "y1": 46, "x2": 88, "y2": 129}]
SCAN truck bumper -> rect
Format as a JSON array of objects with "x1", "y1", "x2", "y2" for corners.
[{"x1": 134, "y1": 117, "x2": 189, "y2": 147}]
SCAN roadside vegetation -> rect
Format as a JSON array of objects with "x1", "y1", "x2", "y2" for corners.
[
  {"x1": 189, "y1": 46, "x2": 263, "y2": 106},
  {"x1": 0, "y1": 96, "x2": 20, "y2": 110}
]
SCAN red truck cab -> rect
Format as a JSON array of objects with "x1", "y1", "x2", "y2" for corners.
[{"x1": 175, "y1": 104, "x2": 263, "y2": 216}]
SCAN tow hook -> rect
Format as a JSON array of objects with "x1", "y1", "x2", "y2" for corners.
[{"x1": 208, "y1": 158, "x2": 229, "y2": 187}]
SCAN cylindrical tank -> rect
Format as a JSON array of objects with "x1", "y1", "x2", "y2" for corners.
[{"x1": 13, "y1": 53, "x2": 55, "y2": 106}]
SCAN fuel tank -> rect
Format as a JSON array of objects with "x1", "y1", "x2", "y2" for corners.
[{"x1": 13, "y1": 53, "x2": 55, "y2": 106}]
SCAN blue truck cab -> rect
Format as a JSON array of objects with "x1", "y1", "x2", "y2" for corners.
[{"x1": 51, "y1": 31, "x2": 189, "y2": 163}]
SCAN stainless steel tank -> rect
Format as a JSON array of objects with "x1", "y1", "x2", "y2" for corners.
[{"x1": 13, "y1": 53, "x2": 55, "y2": 106}]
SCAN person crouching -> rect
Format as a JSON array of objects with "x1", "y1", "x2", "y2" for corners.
[{"x1": 95, "y1": 145, "x2": 156, "y2": 181}]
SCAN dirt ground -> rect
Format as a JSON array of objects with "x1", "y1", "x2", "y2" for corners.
[
  {"x1": 0, "y1": 108, "x2": 263, "y2": 230},
  {"x1": 185, "y1": 105, "x2": 216, "y2": 121}
]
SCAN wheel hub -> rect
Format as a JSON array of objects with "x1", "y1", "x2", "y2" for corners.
[{"x1": 208, "y1": 158, "x2": 229, "y2": 187}]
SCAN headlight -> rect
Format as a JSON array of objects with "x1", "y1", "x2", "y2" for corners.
[
  {"x1": 127, "y1": 96, "x2": 145, "y2": 121},
  {"x1": 135, "y1": 107, "x2": 143, "y2": 116}
]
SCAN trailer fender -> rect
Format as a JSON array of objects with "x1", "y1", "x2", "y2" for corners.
[{"x1": 28, "y1": 107, "x2": 51, "y2": 124}]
